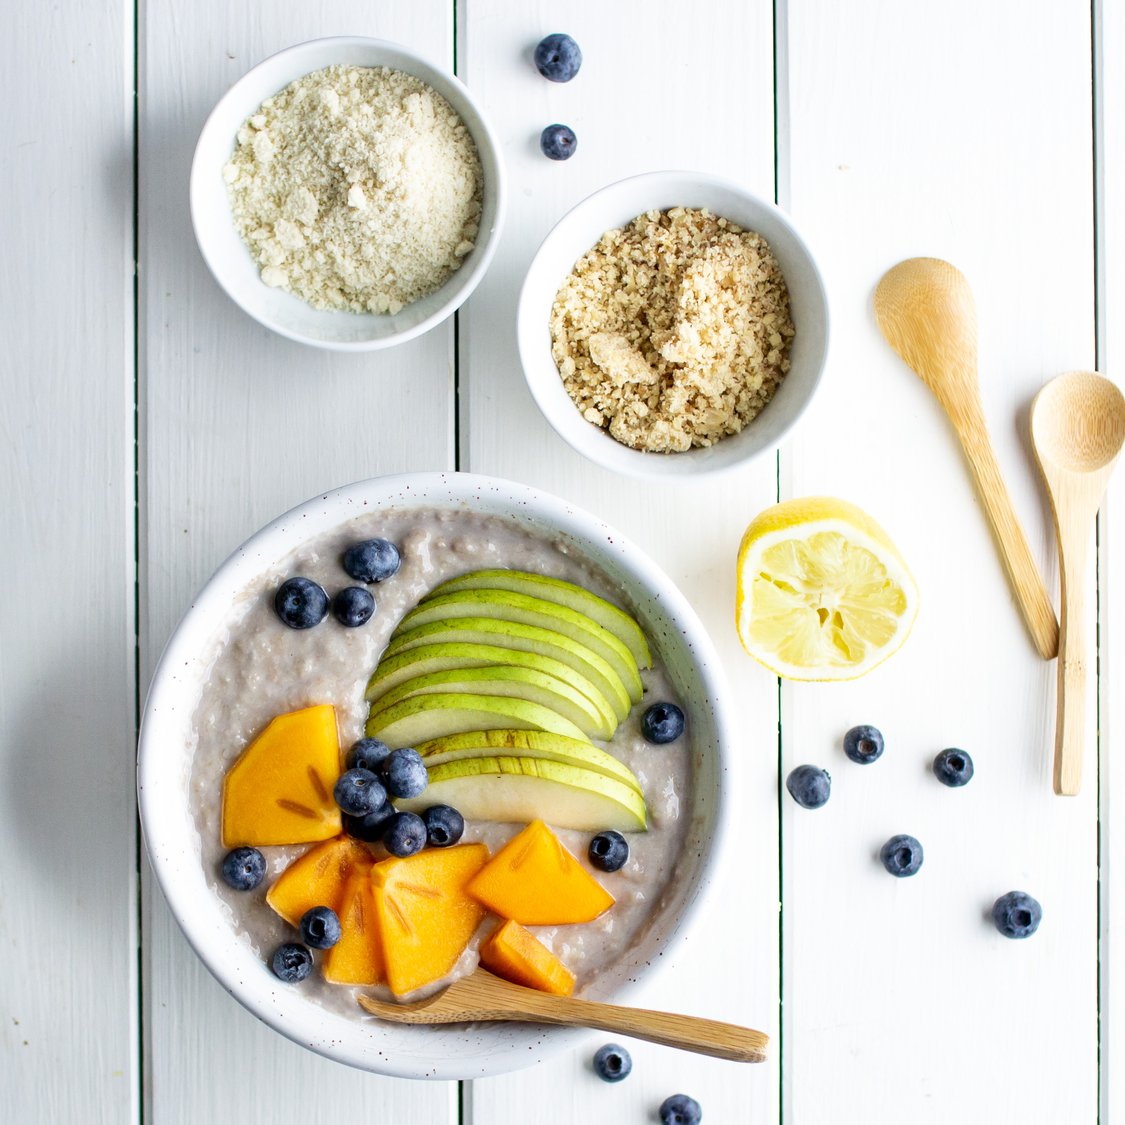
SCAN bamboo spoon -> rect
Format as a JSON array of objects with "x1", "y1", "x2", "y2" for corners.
[
  {"x1": 358, "y1": 970, "x2": 769, "y2": 1063},
  {"x1": 874, "y1": 258, "x2": 1059, "y2": 660},
  {"x1": 1030, "y1": 371, "x2": 1125, "y2": 795}
]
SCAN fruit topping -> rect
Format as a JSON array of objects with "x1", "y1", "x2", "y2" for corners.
[
  {"x1": 383, "y1": 811, "x2": 428, "y2": 857},
  {"x1": 541, "y1": 123, "x2": 577, "y2": 160},
  {"x1": 346, "y1": 737, "x2": 392, "y2": 773},
  {"x1": 334, "y1": 768, "x2": 388, "y2": 817},
  {"x1": 479, "y1": 919, "x2": 576, "y2": 996},
  {"x1": 467, "y1": 819, "x2": 614, "y2": 925},
  {"x1": 222, "y1": 704, "x2": 342, "y2": 846},
  {"x1": 265, "y1": 835, "x2": 373, "y2": 927},
  {"x1": 322, "y1": 870, "x2": 385, "y2": 986},
  {"x1": 220, "y1": 846, "x2": 266, "y2": 891},
  {"x1": 992, "y1": 891, "x2": 1042, "y2": 939},
  {"x1": 588, "y1": 830, "x2": 629, "y2": 873},
  {"x1": 274, "y1": 576, "x2": 330, "y2": 630},
  {"x1": 880, "y1": 834, "x2": 924, "y2": 877},
  {"x1": 333, "y1": 586, "x2": 376, "y2": 628},
  {"x1": 534, "y1": 33, "x2": 582, "y2": 82},
  {"x1": 843, "y1": 724, "x2": 884, "y2": 764},
  {"x1": 932, "y1": 748, "x2": 974, "y2": 787},
  {"x1": 382, "y1": 747, "x2": 430, "y2": 799},
  {"x1": 343, "y1": 538, "x2": 400, "y2": 584},
  {"x1": 271, "y1": 942, "x2": 313, "y2": 983},
  {"x1": 786, "y1": 765, "x2": 831, "y2": 810},
  {"x1": 642, "y1": 702, "x2": 685, "y2": 744},
  {"x1": 423, "y1": 804, "x2": 465, "y2": 847},
  {"x1": 299, "y1": 906, "x2": 342, "y2": 950},
  {"x1": 660, "y1": 1094, "x2": 703, "y2": 1125},
  {"x1": 593, "y1": 1043, "x2": 633, "y2": 1083},
  {"x1": 342, "y1": 803, "x2": 396, "y2": 843}
]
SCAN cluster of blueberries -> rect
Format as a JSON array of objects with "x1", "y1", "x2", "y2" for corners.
[
  {"x1": 591, "y1": 1043, "x2": 701, "y2": 1125},
  {"x1": 785, "y1": 725, "x2": 1042, "y2": 939},
  {"x1": 534, "y1": 34, "x2": 581, "y2": 161}
]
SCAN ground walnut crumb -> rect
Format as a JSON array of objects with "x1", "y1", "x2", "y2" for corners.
[{"x1": 549, "y1": 207, "x2": 795, "y2": 452}]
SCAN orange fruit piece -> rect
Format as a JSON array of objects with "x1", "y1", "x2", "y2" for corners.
[
  {"x1": 323, "y1": 869, "x2": 385, "y2": 986},
  {"x1": 265, "y1": 835, "x2": 373, "y2": 927},
  {"x1": 479, "y1": 919, "x2": 576, "y2": 996},
  {"x1": 221, "y1": 704, "x2": 342, "y2": 846},
  {"x1": 466, "y1": 819, "x2": 613, "y2": 925},
  {"x1": 372, "y1": 843, "x2": 490, "y2": 996}
]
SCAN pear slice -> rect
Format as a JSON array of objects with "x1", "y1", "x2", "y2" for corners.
[
  {"x1": 415, "y1": 728, "x2": 642, "y2": 793},
  {"x1": 425, "y1": 570, "x2": 652, "y2": 669},
  {"x1": 381, "y1": 618, "x2": 631, "y2": 722},
  {"x1": 393, "y1": 590, "x2": 643, "y2": 705},
  {"x1": 366, "y1": 666, "x2": 614, "y2": 740},
  {"x1": 397, "y1": 756, "x2": 647, "y2": 832},
  {"x1": 366, "y1": 693, "x2": 589, "y2": 747}
]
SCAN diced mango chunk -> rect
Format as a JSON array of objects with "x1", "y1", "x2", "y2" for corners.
[
  {"x1": 265, "y1": 836, "x2": 373, "y2": 927},
  {"x1": 479, "y1": 919, "x2": 576, "y2": 996},
  {"x1": 222, "y1": 704, "x2": 342, "y2": 846},
  {"x1": 322, "y1": 869, "x2": 385, "y2": 987},
  {"x1": 466, "y1": 819, "x2": 613, "y2": 925}
]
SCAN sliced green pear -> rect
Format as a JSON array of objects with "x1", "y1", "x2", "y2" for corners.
[
  {"x1": 396, "y1": 755, "x2": 647, "y2": 832},
  {"x1": 381, "y1": 618, "x2": 631, "y2": 722},
  {"x1": 365, "y1": 693, "x2": 589, "y2": 747},
  {"x1": 366, "y1": 666, "x2": 614, "y2": 740},
  {"x1": 393, "y1": 590, "x2": 643, "y2": 704},
  {"x1": 425, "y1": 570, "x2": 652, "y2": 669},
  {"x1": 414, "y1": 728, "x2": 642, "y2": 793},
  {"x1": 364, "y1": 641, "x2": 619, "y2": 735}
]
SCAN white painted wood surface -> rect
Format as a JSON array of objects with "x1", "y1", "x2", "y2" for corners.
[{"x1": 2, "y1": 0, "x2": 1117, "y2": 1121}]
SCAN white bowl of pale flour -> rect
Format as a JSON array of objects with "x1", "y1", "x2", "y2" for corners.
[
  {"x1": 138, "y1": 472, "x2": 734, "y2": 1079},
  {"x1": 191, "y1": 38, "x2": 506, "y2": 350}
]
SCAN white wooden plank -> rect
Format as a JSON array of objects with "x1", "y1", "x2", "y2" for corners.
[
  {"x1": 782, "y1": 2, "x2": 1096, "y2": 1121},
  {"x1": 138, "y1": 4, "x2": 459, "y2": 1121},
  {"x1": 458, "y1": 2, "x2": 780, "y2": 1122},
  {"x1": 0, "y1": 2, "x2": 137, "y2": 1121}
]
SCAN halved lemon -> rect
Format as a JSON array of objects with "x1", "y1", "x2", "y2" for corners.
[{"x1": 736, "y1": 497, "x2": 919, "y2": 681}]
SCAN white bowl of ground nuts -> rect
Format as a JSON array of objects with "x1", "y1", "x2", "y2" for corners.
[
  {"x1": 518, "y1": 171, "x2": 829, "y2": 478},
  {"x1": 191, "y1": 37, "x2": 506, "y2": 351}
]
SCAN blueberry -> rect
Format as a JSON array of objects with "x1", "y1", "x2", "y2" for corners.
[
  {"x1": 592, "y1": 1043, "x2": 632, "y2": 1083},
  {"x1": 660, "y1": 1094, "x2": 702, "y2": 1125},
  {"x1": 534, "y1": 33, "x2": 582, "y2": 82},
  {"x1": 270, "y1": 942, "x2": 313, "y2": 983},
  {"x1": 274, "y1": 577, "x2": 329, "y2": 630},
  {"x1": 383, "y1": 811, "x2": 428, "y2": 857},
  {"x1": 346, "y1": 737, "x2": 392, "y2": 773},
  {"x1": 423, "y1": 804, "x2": 465, "y2": 848},
  {"x1": 992, "y1": 891, "x2": 1042, "y2": 939},
  {"x1": 220, "y1": 846, "x2": 266, "y2": 891},
  {"x1": 299, "y1": 906, "x2": 342, "y2": 950},
  {"x1": 383, "y1": 747, "x2": 428, "y2": 799},
  {"x1": 342, "y1": 801, "x2": 396, "y2": 842},
  {"x1": 880, "y1": 834, "x2": 924, "y2": 877},
  {"x1": 786, "y1": 765, "x2": 831, "y2": 809},
  {"x1": 540, "y1": 124, "x2": 577, "y2": 161},
  {"x1": 933, "y1": 747, "x2": 974, "y2": 787},
  {"x1": 641, "y1": 702, "x2": 685, "y2": 744},
  {"x1": 333, "y1": 586, "x2": 375, "y2": 628},
  {"x1": 342, "y1": 538, "x2": 400, "y2": 584},
  {"x1": 589, "y1": 831, "x2": 629, "y2": 873},
  {"x1": 843, "y1": 724, "x2": 884, "y2": 764},
  {"x1": 333, "y1": 768, "x2": 387, "y2": 817}
]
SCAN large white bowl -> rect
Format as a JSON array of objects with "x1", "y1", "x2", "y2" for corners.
[
  {"x1": 518, "y1": 170, "x2": 829, "y2": 479},
  {"x1": 190, "y1": 38, "x2": 506, "y2": 351},
  {"x1": 138, "y1": 472, "x2": 732, "y2": 1080}
]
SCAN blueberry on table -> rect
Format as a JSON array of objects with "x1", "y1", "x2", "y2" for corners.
[
  {"x1": 423, "y1": 804, "x2": 465, "y2": 847},
  {"x1": 333, "y1": 585, "x2": 376, "y2": 627},
  {"x1": 383, "y1": 747, "x2": 429, "y2": 799},
  {"x1": 880, "y1": 834, "x2": 924, "y2": 877},
  {"x1": 992, "y1": 891, "x2": 1042, "y2": 938},
  {"x1": 592, "y1": 1043, "x2": 632, "y2": 1082},
  {"x1": 933, "y1": 747, "x2": 974, "y2": 787},
  {"x1": 540, "y1": 124, "x2": 577, "y2": 161},
  {"x1": 270, "y1": 942, "x2": 313, "y2": 983},
  {"x1": 786, "y1": 765, "x2": 831, "y2": 809},
  {"x1": 346, "y1": 737, "x2": 392, "y2": 773},
  {"x1": 843, "y1": 724, "x2": 884, "y2": 764},
  {"x1": 334, "y1": 768, "x2": 388, "y2": 817},
  {"x1": 660, "y1": 1093, "x2": 703, "y2": 1125},
  {"x1": 589, "y1": 830, "x2": 629, "y2": 873},
  {"x1": 299, "y1": 906, "x2": 342, "y2": 950},
  {"x1": 534, "y1": 33, "x2": 582, "y2": 82},
  {"x1": 220, "y1": 846, "x2": 266, "y2": 891},
  {"x1": 274, "y1": 576, "x2": 329, "y2": 629},
  {"x1": 383, "y1": 811, "x2": 428, "y2": 857},
  {"x1": 342, "y1": 801, "x2": 396, "y2": 842},
  {"x1": 642, "y1": 701, "x2": 685, "y2": 744},
  {"x1": 342, "y1": 538, "x2": 401, "y2": 584}
]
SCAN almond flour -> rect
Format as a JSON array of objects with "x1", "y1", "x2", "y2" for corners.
[{"x1": 224, "y1": 65, "x2": 483, "y2": 315}]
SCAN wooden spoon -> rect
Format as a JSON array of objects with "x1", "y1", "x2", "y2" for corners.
[
  {"x1": 874, "y1": 258, "x2": 1059, "y2": 660},
  {"x1": 357, "y1": 970, "x2": 769, "y2": 1063},
  {"x1": 1030, "y1": 371, "x2": 1125, "y2": 795}
]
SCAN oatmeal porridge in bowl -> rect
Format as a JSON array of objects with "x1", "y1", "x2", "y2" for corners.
[{"x1": 138, "y1": 473, "x2": 732, "y2": 1079}]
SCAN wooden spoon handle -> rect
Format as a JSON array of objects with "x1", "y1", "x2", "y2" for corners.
[{"x1": 1054, "y1": 527, "x2": 1090, "y2": 795}]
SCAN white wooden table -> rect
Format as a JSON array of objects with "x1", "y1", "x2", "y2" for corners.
[{"x1": 4, "y1": 1, "x2": 1122, "y2": 1120}]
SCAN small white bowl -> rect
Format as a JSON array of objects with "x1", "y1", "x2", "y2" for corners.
[
  {"x1": 190, "y1": 38, "x2": 506, "y2": 351},
  {"x1": 518, "y1": 171, "x2": 829, "y2": 479},
  {"x1": 138, "y1": 472, "x2": 732, "y2": 1080}
]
